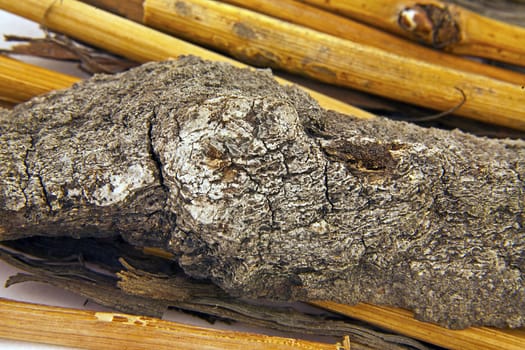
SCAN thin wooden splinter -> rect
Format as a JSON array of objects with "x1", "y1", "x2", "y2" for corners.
[{"x1": 0, "y1": 297, "x2": 349, "y2": 350}]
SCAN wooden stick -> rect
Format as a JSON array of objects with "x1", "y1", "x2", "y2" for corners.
[
  {"x1": 313, "y1": 301, "x2": 525, "y2": 350},
  {"x1": 140, "y1": 0, "x2": 525, "y2": 130},
  {"x1": 0, "y1": 0, "x2": 374, "y2": 119},
  {"x1": 0, "y1": 55, "x2": 79, "y2": 104},
  {"x1": 3, "y1": 0, "x2": 524, "y2": 129},
  {"x1": 300, "y1": 0, "x2": 525, "y2": 67},
  {"x1": 0, "y1": 297, "x2": 348, "y2": 350},
  {"x1": 218, "y1": 0, "x2": 525, "y2": 85}
]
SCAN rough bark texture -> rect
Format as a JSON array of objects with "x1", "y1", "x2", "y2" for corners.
[{"x1": 0, "y1": 56, "x2": 524, "y2": 329}]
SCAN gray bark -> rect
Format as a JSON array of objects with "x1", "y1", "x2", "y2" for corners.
[{"x1": 0, "y1": 56, "x2": 523, "y2": 329}]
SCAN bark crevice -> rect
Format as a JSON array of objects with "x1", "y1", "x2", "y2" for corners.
[
  {"x1": 147, "y1": 112, "x2": 166, "y2": 192},
  {"x1": 21, "y1": 135, "x2": 34, "y2": 209}
]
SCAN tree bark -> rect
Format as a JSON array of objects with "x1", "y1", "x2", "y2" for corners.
[{"x1": 0, "y1": 56, "x2": 523, "y2": 329}]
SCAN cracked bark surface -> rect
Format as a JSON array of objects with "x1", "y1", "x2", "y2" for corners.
[{"x1": 0, "y1": 56, "x2": 524, "y2": 329}]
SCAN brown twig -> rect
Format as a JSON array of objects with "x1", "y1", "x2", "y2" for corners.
[
  {"x1": 3, "y1": 32, "x2": 139, "y2": 74},
  {"x1": 447, "y1": 0, "x2": 525, "y2": 26}
]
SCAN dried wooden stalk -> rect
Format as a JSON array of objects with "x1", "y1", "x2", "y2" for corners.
[
  {"x1": 0, "y1": 0, "x2": 373, "y2": 119},
  {"x1": 314, "y1": 301, "x2": 525, "y2": 350},
  {"x1": 0, "y1": 55, "x2": 79, "y2": 104},
  {"x1": 143, "y1": 0, "x2": 524, "y2": 130},
  {"x1": 218, "y1": 0, "x2": 524, "y2": 85},
  {"x1": 0, "y1": 57, "x2": 523, "y2": 331},
  {"x1": 1, "y1": 0, "x2": 524, "y2": 129},
  {"x1": 300, "y1": 0, "x2": 525, "y2": 66},
  {"x1": 0, "y1": 297, "x2": 349, "y2": 350}
]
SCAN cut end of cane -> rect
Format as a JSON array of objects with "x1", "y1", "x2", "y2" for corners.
[{"x1": 398, "y1": 8, "x2": 422, "y2": 32}]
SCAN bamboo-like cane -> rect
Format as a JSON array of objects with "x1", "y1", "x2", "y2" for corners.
[
  {"x1": 2, "y1": 0, "x2": 524, "y2": 129},
  {"x1": 448, "y1": 0, "x2": 525, "y2": 27},
  {"x1": 218, "y1": 0, "x2": 524, "y2": 85},
  {"x1": 0, "y1": 55, "x2": 79, "y2": 104},
  {"x1": 300, "y1": 0, "x2": 525, "y2": 67},
  {"x1": 0, "y1": 298, "x2": 349, "y2": 350},
  {"x1": 313, "y1": 301, "x2": 525, "y2": 350},
  {"x1": 141, "y1": 0, "x2": 525, "y2": 130},
  {"x1": 0, "y1": 0, "x2": 374, "y2": 119}
]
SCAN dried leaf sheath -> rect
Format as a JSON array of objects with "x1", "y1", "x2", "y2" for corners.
[{"x1": 0, "y1": 57, "x2": 523, "y2": 329}]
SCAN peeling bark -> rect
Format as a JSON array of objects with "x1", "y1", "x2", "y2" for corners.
[
  {"x1": 0, "y1": 56, "x2": 523, "y2": 329},
  {"x1": 2, "y1": 33, "x2": 139, "y2": 74}
]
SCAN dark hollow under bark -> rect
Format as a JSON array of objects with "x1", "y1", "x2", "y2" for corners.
[{"x1": 0, "y1": 56, "x2": 523, "y2": 329}]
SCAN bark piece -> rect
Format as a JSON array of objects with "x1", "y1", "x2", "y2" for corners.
[
  {"x1": 0, "y1": 56, "x2": 523, "y2": 329},
  {"x1": 2, "y1": 33, "x2": 139, "y2": 74},
  {"x1": 0, "y1": 237, "x2": 431, "y2": 350}
]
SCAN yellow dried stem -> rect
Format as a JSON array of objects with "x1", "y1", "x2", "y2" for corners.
[
  {"x1": 141, "y1": 0, "x2": 525, "y2": 130},
  {"x1": 0, "y1": 0, "x2": 374, "y2": 119},
  {"x1": 0, "y1": 55, "x2": 79, "y2": 104},
  {"x1": 300, "y1": 0, "x2": 525, "y2": 67},
  {"x1": 219, "y1": 0, "x2": 525, "y2": 85},
  {"x1": 313, "y1": 301, "x2": 525, "y2": 350},
  {"x1": 0, "y1": 0, "x2": 227, "y2": 63},
  {"x1": 0, "y1": 298, "x2": 348, "y2": 350}
]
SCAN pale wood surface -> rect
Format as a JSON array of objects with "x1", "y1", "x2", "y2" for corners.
[
  {"x1": 0, "y1": 297, "x2": 348, "y2": 350},
  {"x1": 314, "y1": 301, "x2": 525, "y2": 350}
]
